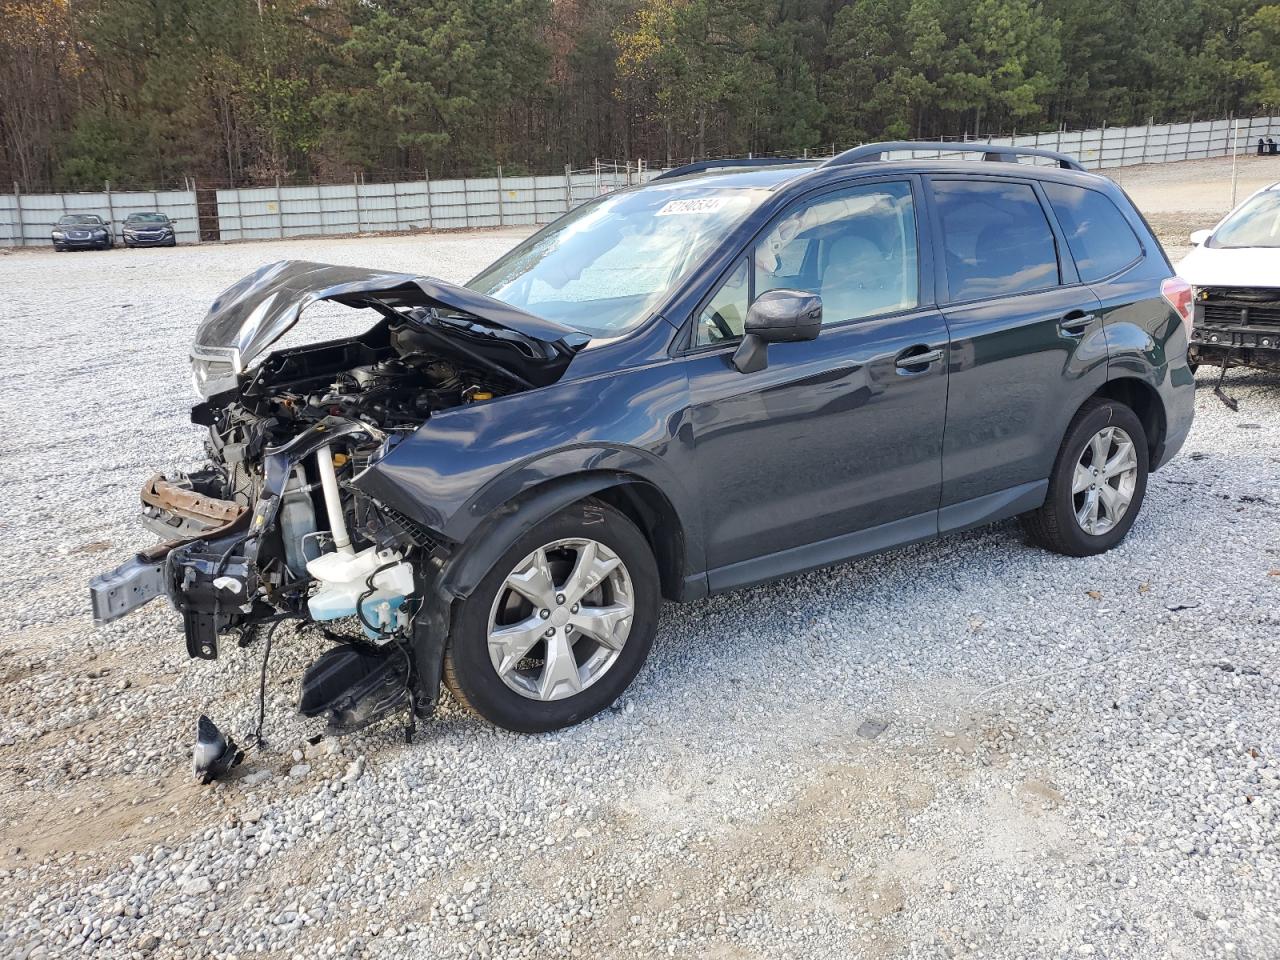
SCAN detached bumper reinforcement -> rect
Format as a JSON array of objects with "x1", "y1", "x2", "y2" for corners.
[{"x1": 89, "y1": 553, "x2": 168, "y2": 624}]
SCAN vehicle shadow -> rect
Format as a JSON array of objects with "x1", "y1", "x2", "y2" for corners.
[{"x1": 630, "y1": 517, "x2": 1057, "y2": 720}]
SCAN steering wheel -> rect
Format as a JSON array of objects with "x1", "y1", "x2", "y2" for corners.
[{"x1": 708, "y1": 309, "x2": 735, "y2": 341}]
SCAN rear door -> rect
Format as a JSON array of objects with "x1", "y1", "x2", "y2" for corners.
[{"x1": 925, "y1": 175, "x2": 1107, "y2": 528}]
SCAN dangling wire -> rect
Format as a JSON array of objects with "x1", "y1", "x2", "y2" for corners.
[
  {"x1": 353, "y1": 558, "x2": 420, "y2": 743},
  {"x1": 398, "y1": 639, "x2": 416, "y2": 745},
  {"x1": 354, "y1": 559, "x2": 404, "y2": 640},
  {"x1": 251, "y1": 617, "x2": 293, "y2": 748}
]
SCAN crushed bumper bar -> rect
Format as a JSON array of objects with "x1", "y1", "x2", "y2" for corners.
[{"x1": 142, "y1": 472, "x2": 246, "y2": 538}]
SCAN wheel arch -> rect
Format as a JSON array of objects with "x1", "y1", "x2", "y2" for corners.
[
  {"x1": 439, "y1": 471, "x2": 691, "y2": 604},
  {"x1": 1087, "y1": 376, "x2": 1166, "y2": 465}
]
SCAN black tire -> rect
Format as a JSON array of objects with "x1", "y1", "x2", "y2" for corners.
[
  {"x1": 444, "y1": 499, "x2": 659, "y2": 733},
  {"x1": 1021, "y1": 397, "x2": 1149, "y2": 557}
]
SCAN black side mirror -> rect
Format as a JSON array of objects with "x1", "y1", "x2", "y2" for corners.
[{"x1": 732, "y1": 289, "x2": 823, "y2": 373}]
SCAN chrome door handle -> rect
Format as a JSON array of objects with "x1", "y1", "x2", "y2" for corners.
[
  {"x1": 895, "y1": 347, "x2": 943, "y2": 370},
  {"x1": 1059, "y1": 312, "x2": 1097, "y2": 333}
]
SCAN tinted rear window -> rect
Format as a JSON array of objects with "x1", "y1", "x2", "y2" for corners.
[
  {"x1": 1044, "y1": 182, "x2": 1142, "y2": 281},
  {"x1": 933, "y1": 180, "x2": 1059, "y2": 300}
]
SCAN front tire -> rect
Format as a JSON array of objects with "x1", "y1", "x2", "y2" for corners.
[
  {"x1": 444, "y1": 499, "x2": 659, "y2": 733},
  {"x1": 1021, "y1": 398, "x2": 1149, "y2": 557}
]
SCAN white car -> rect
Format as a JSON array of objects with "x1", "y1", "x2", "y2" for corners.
[{"x1": 1178, "y1": 181, "x2": 1280, "y2": 372}]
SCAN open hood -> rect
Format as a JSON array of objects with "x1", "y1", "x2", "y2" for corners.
[{"x1": 191, "y1": 260, "x2": 591, "y2": 397}]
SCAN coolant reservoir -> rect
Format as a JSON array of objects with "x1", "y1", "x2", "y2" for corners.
[{"x1": 306, "y1": 545, "x2": 414, "y2": 639}]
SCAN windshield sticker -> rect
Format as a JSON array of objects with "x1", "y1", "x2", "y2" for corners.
[{"x1": 655, "y1": 197, "x2": 730, "y2": 216}]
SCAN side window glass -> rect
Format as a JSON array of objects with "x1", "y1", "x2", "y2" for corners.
[
  {"x1": 1043, "y1": 182, "x2": 1143, "y2": 282},
  {"x1": 756, "y1": 182, "x2": 918, "y2": 325},
  {"x1": 694, "y1": 181, "x2": 919, "y2": 346},
  {"x1": 695, "y1": 258, "x2": 749, "y2": 344},
  {"x1": 933, "y1": 180, "x2": 1060, "y2": 300}
]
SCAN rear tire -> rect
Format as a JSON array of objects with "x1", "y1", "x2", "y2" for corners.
[
  {"x1": 1021, "y1": 398, "x2": 1149, "y2": 557},
  {"x1": 444, "y1": 499, "x2": 659, "y2": 733}
]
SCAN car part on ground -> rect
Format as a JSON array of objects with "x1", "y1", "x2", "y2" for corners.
[
  {"x1": 88, "y1": 143, "x2": 1194, "y2": 740},
  {"x1": 192, "y1": 714, "x2": 242, "y2": 784}
]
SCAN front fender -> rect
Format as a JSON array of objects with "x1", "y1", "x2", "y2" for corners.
[
  {"x1": 351, "y1": 336, "x2": 702, "y2": 586},
  {"x1": 437, "y1": 470, "x2": 659, "y2": 599}
]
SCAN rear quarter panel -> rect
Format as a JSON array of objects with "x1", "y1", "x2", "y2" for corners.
[{"x1": 1097, "y1": 264, "x2": 1195, "y2": 469}]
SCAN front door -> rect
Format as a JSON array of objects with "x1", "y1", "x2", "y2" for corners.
[{"x1": 680, "y1": 178, "x2": 951, "y2": 590}]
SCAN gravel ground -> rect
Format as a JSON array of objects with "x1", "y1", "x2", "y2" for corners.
[{"x1": 0, "y1": 163, "x2": 1277, "y2": 960}]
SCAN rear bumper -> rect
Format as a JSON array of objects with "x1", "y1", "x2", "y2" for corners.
[{"x1": 1154, "y1": 396, "x2": 1193, "y2": 470}]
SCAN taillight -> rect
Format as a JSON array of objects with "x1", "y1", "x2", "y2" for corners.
[{"x1": 1161, "y1": 277, "x2": 1194, "y2": 337}]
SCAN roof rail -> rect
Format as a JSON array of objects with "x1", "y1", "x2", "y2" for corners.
[
  {"x1": 651, "y1": 156, "x2": 804, "y2": 182},
  {"x1": 821, "y1": 141, "x2": 1085, "y2": 172}
]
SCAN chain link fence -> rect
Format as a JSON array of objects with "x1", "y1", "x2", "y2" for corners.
[{"x1": 4, "y1": 116, "x2": 1279, "y2": 248}]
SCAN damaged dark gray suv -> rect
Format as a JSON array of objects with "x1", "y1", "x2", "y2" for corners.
[{"x1": 90, "y1": 143, "x2": 1195, "y2": 736}]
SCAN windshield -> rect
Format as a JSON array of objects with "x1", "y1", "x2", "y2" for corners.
[
  {"x1": 127, "y1": 213, "x2": 169, "y2": 223},
  {"x1": 467, "y1": 184, "x2": 769, "y2": 337},
  {"x1": 1213, "y1": 191, "x2": 1280, "y2": 248},
  {"x1": 59, "y1": 215, "x2": 103, "y2": 225}
]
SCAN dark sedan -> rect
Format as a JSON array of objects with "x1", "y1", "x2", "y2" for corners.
[
  {"x1": 52, "y1": 214, "x2": 113, "y2": 251},
  {"x1": 122, "y1": 212, "x2": 177, "y2": 248}
]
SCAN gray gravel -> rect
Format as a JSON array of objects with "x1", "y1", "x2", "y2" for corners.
[{"x1": 0, "y1": 218, "x2": 1277, "y2": 960}]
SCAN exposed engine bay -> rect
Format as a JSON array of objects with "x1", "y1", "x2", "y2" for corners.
[
  {"x1": 89, "y1": 261, "x2": 589, "y2": 748},
  {"x1": 170, "y1": 317, "x2": 510, "y2": 652}
]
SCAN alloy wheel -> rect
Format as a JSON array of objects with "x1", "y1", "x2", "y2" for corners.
[
  {"x1": 1072, "y1": 425, "x2": 1139, "y2": 535},
  {"x1": 487, "y1": 538, "x2": 635, "y2": 701}
]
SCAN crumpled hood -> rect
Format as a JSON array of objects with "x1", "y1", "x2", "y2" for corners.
[
  {"x1": 190, "y1": 260, "x2": 591, "y2": 396},
  {"x1": 1177, "y1": 244, "x2": 1280, "y2": 290}
]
